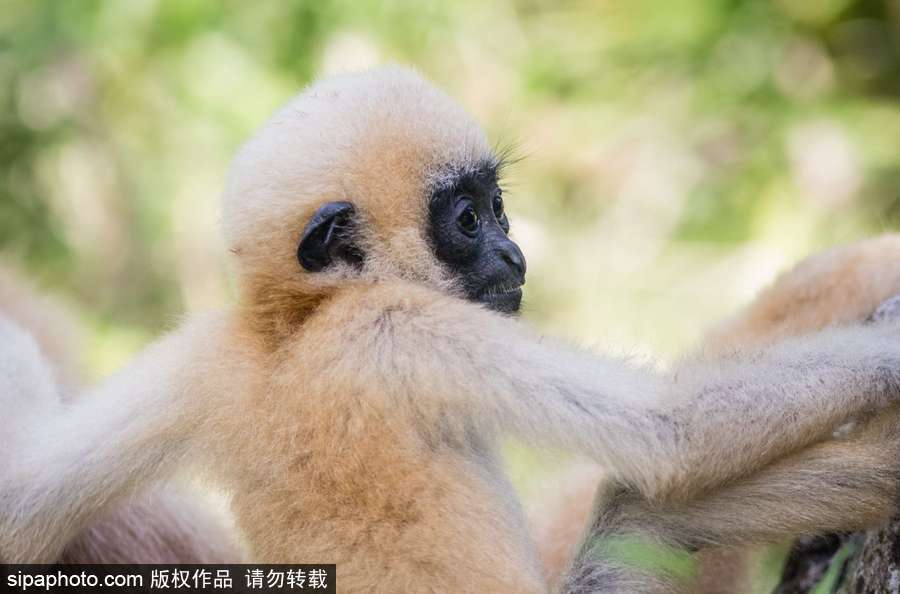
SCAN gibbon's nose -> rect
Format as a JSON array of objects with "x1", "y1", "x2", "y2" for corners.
[{"x1": 498, "y1": 240, "x2": 527, "y2": 279}]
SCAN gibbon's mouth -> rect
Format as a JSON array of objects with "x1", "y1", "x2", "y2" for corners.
[{"x1": 476, "y1": 283, "x2": 524, "y2": 314}]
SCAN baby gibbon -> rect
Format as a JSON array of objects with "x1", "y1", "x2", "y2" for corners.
[{"x1": 4, "y1": 69, "x2": 900, "y2": 593}]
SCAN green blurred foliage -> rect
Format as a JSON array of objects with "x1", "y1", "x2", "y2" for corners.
[
  {"x1": 591, "y1": 534, "x2": 697, "y2": 583},
  {"x1": 3, "y1": 1, "x2": 900, "y2": 587}
]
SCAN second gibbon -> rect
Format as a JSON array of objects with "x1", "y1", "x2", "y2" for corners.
[{"x1": 541, "y1": 234, "x2": 900, "y2": 593}]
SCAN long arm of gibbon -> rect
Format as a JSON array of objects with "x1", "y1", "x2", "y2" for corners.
[
  {"x1": 329, "y1": 284, "x2": 900, "y2": 502},
  {"x1": 0, "y1": 313, "x2": 231, "y2": 563}
]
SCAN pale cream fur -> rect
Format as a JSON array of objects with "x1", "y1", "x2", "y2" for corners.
[
  {"x1": 0, "y1": 263, "x2": 241, "y2": 564},
  {"x1": 4, "y1": 68, "x2": 900, "y2": 593}
]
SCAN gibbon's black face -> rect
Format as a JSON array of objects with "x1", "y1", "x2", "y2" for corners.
[
  {"x1": 428, "y1": 166, "x2": 526, "y2": 314},
  {"x1": 296, "y1": 165, "x2": 526, "y2": 314}
]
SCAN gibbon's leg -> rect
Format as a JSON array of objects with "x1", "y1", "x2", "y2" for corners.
[
  {"x1": 5, "y1": 284, "x2": 900, "y2": 565},
  {"x1": 561, "y1": 411, "x2": 900, "y2": 594}
]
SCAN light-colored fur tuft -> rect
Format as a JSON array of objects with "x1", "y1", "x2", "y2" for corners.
[{"x1": 706, "y1": 234, "x2": 900, "y2": 352}]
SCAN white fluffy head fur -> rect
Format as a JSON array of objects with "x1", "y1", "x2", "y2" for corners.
[{"x1": 222, "y1": 66, "x2": 496, "y2": 333}]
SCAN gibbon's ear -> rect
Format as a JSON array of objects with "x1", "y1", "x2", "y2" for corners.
[{"x1": 297, "y1": 201, "x2": 364, "y2": 272}]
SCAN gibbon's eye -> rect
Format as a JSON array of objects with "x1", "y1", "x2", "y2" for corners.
[
  {"x1": 492, "y1": 193, "x2": 504, "y2": 220},
  {"x1": 457, "y1": 201, "x2": 480, "y2": 236}
]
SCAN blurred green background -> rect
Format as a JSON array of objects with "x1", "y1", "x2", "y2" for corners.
[{"x1": 2, "y1": 1, "x2": 900, "y2": 589}]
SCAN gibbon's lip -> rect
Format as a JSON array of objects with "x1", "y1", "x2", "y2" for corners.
[
  {"x1": 477, "y1": 282, "x2": 524, "y2": 298},
  {"x1": 477, "y1": 283, "x2": 524, "y2": 313}
]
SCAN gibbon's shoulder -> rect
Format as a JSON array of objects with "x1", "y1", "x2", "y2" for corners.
[{"x1": 280, "y1": 281, "x2": 507, "y2": 371}]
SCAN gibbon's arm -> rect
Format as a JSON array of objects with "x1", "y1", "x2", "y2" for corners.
[
  {"x1": 326, "y1": 284, "x2": 900, "y2": 502},
  {"x1": 0, "y1": 313, "x2": 230, "y2": 563}
]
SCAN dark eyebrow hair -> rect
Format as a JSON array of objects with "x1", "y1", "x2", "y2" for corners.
[{"x1": 429, "y1": 159, "x2": 500, "y2": 197}]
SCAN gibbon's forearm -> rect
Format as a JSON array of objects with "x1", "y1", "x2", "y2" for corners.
[
  {"x1": 0, "y1": 314, "x2": 226, "y2": 563},
  {"x1": 347, "y1": 286, "x2": 900, "y2": 501}
]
